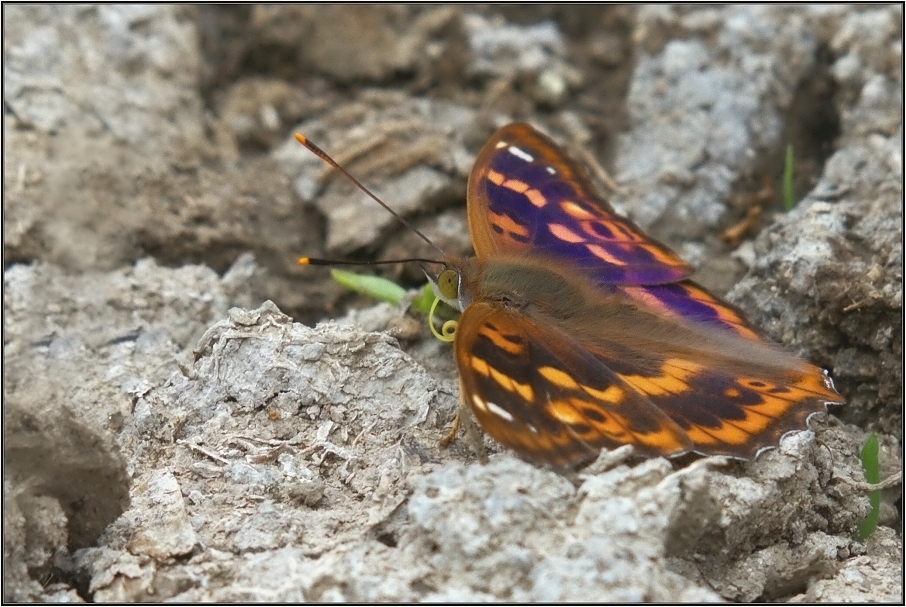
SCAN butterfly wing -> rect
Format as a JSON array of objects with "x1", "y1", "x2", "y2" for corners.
[
  {"x1": 661, "y1": 362, "x2": 838, "y2": 457},
  {"x1": 468, "y1": 123, "x2": 780, "y2": 342},
  {"x1": 454, "y1": 301, "x2": 694, "y2": 468},
  {"x1": 579, "y1": 328, "x2": 841, "y2": 458},
  {"x1": 456, "y1": 293, "x2": 840, "y2": 465},
  {"x1": 467, "y1": 122, "x2": 692, "y2": 285},
  {"x1": 618, "y1": 280, "x2": 767, "y2": 341}
]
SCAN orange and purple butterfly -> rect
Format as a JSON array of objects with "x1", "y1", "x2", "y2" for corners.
[{"x1": 297, "y1": 123, "x2": 843, "y2": 469}]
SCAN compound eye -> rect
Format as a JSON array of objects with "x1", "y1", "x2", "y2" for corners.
[{"x1": 437, "y1": 269, "x2": 459, "y2": 300}]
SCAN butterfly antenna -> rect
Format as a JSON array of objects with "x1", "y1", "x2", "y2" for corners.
[
  {"x1": 299, "y1": 257, "x2": 443, "y2": 267},
  {"x1": 295, "y1": 133, "x2": 445, "y2": 257}
]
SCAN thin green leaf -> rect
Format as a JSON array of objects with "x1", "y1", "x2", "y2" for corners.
[
  {"x1": 330, "y1": 269, "x2": 406, "y2": 304},
  {"x1": 783, "y1": 144, "x2": 796, "y2": 211},
  {"x1": 857, "y1": 433, "x2": 881, "y2": 541},
  {"x1": 329, "y1": 270, "x2": 459, "y2": 326},
  {"x1": 410, "y1": 283, "x2": 437, "y2": 314}
]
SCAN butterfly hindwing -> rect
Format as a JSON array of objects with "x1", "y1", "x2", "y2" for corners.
[
  {"x1": 467, "y1": 122, "x2": 692, "y2": 286},
  {"x1": 577, "y1": 323, "x2": 841, "y2": 458},
  {"x1": 454, "y1": 301, "x2": 694, "y2": 467}
]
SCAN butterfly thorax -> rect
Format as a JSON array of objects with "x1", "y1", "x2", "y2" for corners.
[{"x1": 461, "y1": 256, "x2": 587, "y2": 318}]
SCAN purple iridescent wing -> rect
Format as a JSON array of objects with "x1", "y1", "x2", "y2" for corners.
[
  {"x1": 467, "y1": 123, "x2": 769, "y2": 341},
  {"x1": 466, "y1": 122, "x2": 693, "y2": 286},
  {"x1": 617, "y1": 281, "x2": 767, "y2": 342}
]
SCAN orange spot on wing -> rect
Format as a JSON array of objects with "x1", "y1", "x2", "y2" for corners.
[
  {"x1": 470, "y1": 356, "x2": 491, "y2": 377},
  {"x1": 568, "y1": 399, "x2": 632, "y2": 439},
  {"x1": 587, "y1": 220, "x2": 634, "y2": 243},
  {"x1": 687, "y1": 423, "x2": 749, "y2": 446},
  {"x1": 665, "y1": 358, "x2": 705, "y2": 374},
  {"x1": 620, "y1": 286, "x2": 667, "y2": 312},
  {"x1": 642, "y1": 243, "x2": 685, "y2": 266},
  {"x1": 512, "y1": 378, "x2": 535, "y2": 402},
  {"x1": 487, "y1": 170, "x2": 505, "y2": 185},
  {"x1": 486, "y1": 365, "x2": 535, "y2": 402},
  {"x1": 549, "y1": 223, "x2": 586, "y2": 244},
  {"x1": 503, "y1": 179, "x2": 529, "y2": 193},
  {"x1": 793, "y1": 369, "x2": 839, "y2": 401},
  {"x1": 489, "y1": 211, "x2": 530, "y2": 241},
  {"x1": 582, "y1": 385, "x2": 625, "y2": 405},
  {"x1": 539, "y1": 366, "x2": 579, "y2": 390},
  {"x1": 477, "y1": 325, "x2": 524, "y2": 356},
  {"x1": 489, "y1": 366, "x2": 513, "y2": 392},
  {"x1": 547, "y1": 399, "x2": 586, "y2": 425},
  {"x1": 694, "y1": 398, "x2": 787, "y2": 446},
  {"x1": 560, "y1": 201, "x2": 597, "y2": 220},
  {"x1": 685, "y1": 286, "x2": 744, "y2": 320},
  {"x1": 618, "y1": 358, "x2": 701, "y2": 398},
  {"x1": 618, "y1": 374, "x2": 678, "y2": 397},
  {"x1": 586, "y1": 243, "x2": 627, "y2": 266},
  {"x1": 470, "y1": 394, "x2": 488, "y2": 412},
  {"x1": 678, "y1": 284, "x2": 761, "y2": 340},
  {"x1": 525, "y1": 188, "x2": 547, "y2": 208},
  {"x1": 636, "y1": 427, "x2": 691, "y2": 452}
]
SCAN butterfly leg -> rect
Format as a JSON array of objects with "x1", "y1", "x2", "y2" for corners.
[
  {"x1": 440, "y1": 404, "x2": 488, "y2": 464},
  {"x1": 440, "y1": 410, "x2": 460, "y2": 446},
  {"x1": 460, "y1": 406, "x2": 489, "y2": 464}
]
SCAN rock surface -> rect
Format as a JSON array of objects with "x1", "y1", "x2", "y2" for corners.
[{"x1": 4, "y1": 5, "x2": 901, "y2": 602}]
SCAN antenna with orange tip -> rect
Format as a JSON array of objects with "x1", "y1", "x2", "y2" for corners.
[{"x1": 294, "y1": 133, "x2": 444, "y2": 258}]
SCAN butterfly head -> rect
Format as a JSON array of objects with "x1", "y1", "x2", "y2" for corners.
[{"x1": 424, "y1": 260, "x2": 471, "y2": 312}]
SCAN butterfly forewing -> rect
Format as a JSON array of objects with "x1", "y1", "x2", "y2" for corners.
[
  {"x1": 467, "y1": 122, "x2": 693, "y2": 286},
  {"x1": 617, "y1": 281, "x2": 767, "y2": 341}
]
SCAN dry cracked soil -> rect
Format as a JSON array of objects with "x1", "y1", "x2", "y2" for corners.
[{"x1": 4, "y1": 5, "x2": 902, "y2": 602}]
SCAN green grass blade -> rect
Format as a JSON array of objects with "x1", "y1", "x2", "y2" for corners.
[
  {"x1": 329, "y1": 269, "x2": 459, "y2": 326},
  {"x1": 857, "y1": 433, "x2": 881, "y2": 541},
  {"x1": 330, "y1": 269, "x2": 407, "y2": 304}
]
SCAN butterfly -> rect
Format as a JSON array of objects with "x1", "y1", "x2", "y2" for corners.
[{"x1": 298, "y1": 123, "x2": 843, "y2": 469}]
